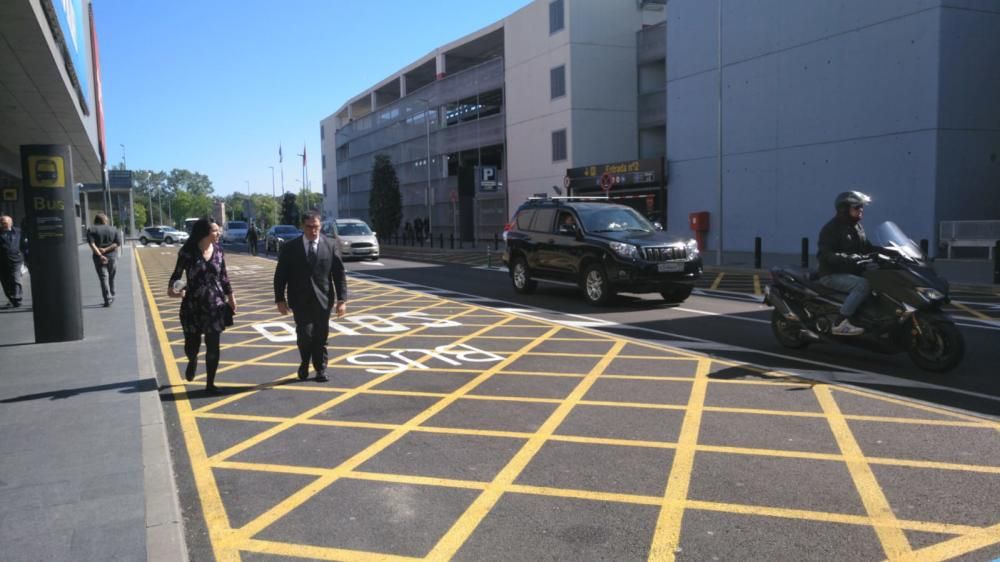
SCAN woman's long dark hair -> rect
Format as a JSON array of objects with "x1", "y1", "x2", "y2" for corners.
[{"x1": 180, "y1": 216, "x2": 217, "y2": 255}]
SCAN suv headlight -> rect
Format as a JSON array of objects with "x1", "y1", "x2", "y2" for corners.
[
  {"x1": 686, "y1": 238, "x2": 700, "y2": 259},
  {"x1": 916, "y1": 287, "x2": 945, "y2": 301},
  {"x1": 609, "y1": 242, "x2": 638, "y2": 260}
]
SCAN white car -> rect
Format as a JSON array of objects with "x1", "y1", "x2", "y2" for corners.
[
  {"x1": 323, "y1": 218, "x2": 380, "y2": 260},
  {"x1": 222, "y1": 220, "x2": 248, "y2": 244}
]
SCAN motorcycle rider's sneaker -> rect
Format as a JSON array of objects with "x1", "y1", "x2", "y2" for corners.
[{"x1": 832, "y1": 317, "x2": 864, "y2": 336}]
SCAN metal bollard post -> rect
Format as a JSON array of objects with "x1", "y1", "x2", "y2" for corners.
[
  {"x1": 487, "y1": 244, "x2": 492, "y2": 269},
  {"x1": 494, "y1": 233, "x2": 499, "y2": 252},
  {"x1": 450, "y1": 233, "x2": 454, "y2": 249},
  {"x1": 801, "y1": 237, "x2": 809, "y2": 269},
  {"x1": 754, "y1": 237, "x2": 762, "y2": 269},
  {"x1": 439, "y1": 233, "x2": 444, "y2": 249},
  {"x1": 994, "y1": 241, "x2": 1000, "y2": 284},
  {"x1": 920, "y1": 239, "x2": 929, "y2": 259}
]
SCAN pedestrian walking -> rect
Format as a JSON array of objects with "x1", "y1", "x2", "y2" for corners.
[
  {"x1": 167, "y1": 217, "x2": 236, "y2": 393},
  {"x1": 273, "y1": 211, "x2": 348, "y2": 382},
  {"x1": 0, "y1": 215, "x2": 26, "y2": 308},
  {"x1": 247, "y1": 222, "x2": 259, "y2": 256},
  {"x1": 87, "y1": 213, "x2": 122, "y2": 307}
]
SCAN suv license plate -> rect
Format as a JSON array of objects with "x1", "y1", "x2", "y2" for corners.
[{"x1": 658, "y1": 262, "x2": 685, "y2": 272}]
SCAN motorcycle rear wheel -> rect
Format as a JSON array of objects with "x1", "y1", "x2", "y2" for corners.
[
  {"x1": 771, "y1": 311, "x2": 810, "y2": 349},
  {"x1": 907, "y1": 317, "x2": 964, "y2": 373}
]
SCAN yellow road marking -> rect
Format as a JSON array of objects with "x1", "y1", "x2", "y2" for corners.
[
  {"x1": 894, "y1": 521, "x2": 1000, "y2": 562},
  {"x1": 950, "y1": 300, "x2": 991, "y2": 321},
  {"x1": 240, "y1": 538, "x2": 422, "y2": 562},
  {"x1": 709, "y1": 272, "x2": 725, "y2": 290},
  {"x1": 815, "y1": 386, "x2": 911, "y2": 559},
  {"x1": 648, "y1": 358, "x2": 711, "y2": 561},
  {"x1": 425, "y1": 340, "x2": 627, "y2": 560},
  {"x1": 753, "y1": 274, "x2": 762, "y2": 295}
]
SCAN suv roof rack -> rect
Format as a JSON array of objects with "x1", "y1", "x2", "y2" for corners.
[{"x1": 526, "y1": 195, "x2": 610, "y2": 202}]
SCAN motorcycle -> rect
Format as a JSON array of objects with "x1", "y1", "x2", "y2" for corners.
[{"x1": 763, "y1": 221, "x2": 965, "y2": 372}]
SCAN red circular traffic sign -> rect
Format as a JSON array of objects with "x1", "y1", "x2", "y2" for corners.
[{"x1": 599, "y1": 172, "x2": 612, "y2": 192}]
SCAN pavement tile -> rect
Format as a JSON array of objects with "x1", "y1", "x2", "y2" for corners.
[
  {"x1": 514, "y1": 441, "x2": 674, "y2": 496},
  {"x1": 425, "y1": 398, "x2": 558, "y2": 433},
  {"x1": 211, "y1": 388, "x2": 344, "y2": 419},
  {"x1": 554, "y1": 404, "x2": 685, "y2": 443},
  {"x1": 213, "y1": 467, "x2": 316, "y2": 528},
  {"x1": 583, "y1": 379, "x2": 693, "y2": 406},
  {"x1": 313, "y1": 393, "x2": 440, "y2": 425},
  {"x1": 697, "y1": 410, "x2": 841, "y2": 454},
  {"x1": 703, "y1": 381, "x2": 823, "y2": 413},
  {"x1": 871, "y1": 465, "x2": 1000, "y2": 527},
  {"x1": 847, "y1": 420, "x2": 1000, "y2": 465},
  {"x1": 69, "y1": 518, "x2": 147, "y2": 561},
  {"x1": 229, "y1": 424, "x2": 391, "y2": 469},
  {"x1": 688, "y1": 452, "x2": 867, "y2": 516},
  {"x1": 676, "y1": 510, "x2": 883, "y2": 561},
  {"x1": 453, "y1": 493, "x2": 658, "y2": 562},
  {"x1": 359, "y1": 432, "x2": 526, "y2": 481},
  {"x1": 469, "y1": 373, "x2": 581, "y2": 400},
  {"x1": 256, "y1": 479, "x2": 480, "y2": 557}
]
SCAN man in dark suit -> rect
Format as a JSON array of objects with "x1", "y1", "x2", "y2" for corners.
[
  {"x1": 87, "y1": 212, "x2": 123, "y2": 307},
  {"x1": 0, "y1": 214, "x2": 27, "y2": 308},
  {"x1": 274, "y1": 211, "x2": 348, "y2": 382}
]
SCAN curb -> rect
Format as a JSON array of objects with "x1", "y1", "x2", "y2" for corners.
[{"x1": 130, "y1": 246, "x2": 189, "y2": 562}]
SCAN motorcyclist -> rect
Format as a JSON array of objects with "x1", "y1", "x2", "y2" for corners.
[{"x1": 817, "y1": 190, "x2": 874, "y2": 336}]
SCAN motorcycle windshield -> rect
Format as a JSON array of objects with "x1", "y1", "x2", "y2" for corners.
[{"x1": 870, "y1": 221, "x2": 923, "y2": 261}]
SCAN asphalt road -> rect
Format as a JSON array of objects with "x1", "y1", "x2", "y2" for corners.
[
  {"x1": 339, "y1": 257, "x2": 1000, "y2": 419},
  {"x1": 137, "y1": 244, "x2": 1000, "y2": 561}
]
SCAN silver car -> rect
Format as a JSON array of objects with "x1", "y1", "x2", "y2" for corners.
[{"x1": 324, "y1": 219, "x2": 380, "y2": 260}]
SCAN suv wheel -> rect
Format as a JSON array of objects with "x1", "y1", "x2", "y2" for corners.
[
  {"x1": 660, "y1": 285, "x2": 693, "y2": 304},
  {"x1": 582, "y1": 263, "x2": 615, "y2": 306},
  {"x1": 164, "y1": 236, "x2": 173, "y2": 244},
  {"x1": 510, "y1": 257, "x2": 537, "y2": 294},
  {"x1": 139, "y1": 237, "x2": 148, "y2": 245}
]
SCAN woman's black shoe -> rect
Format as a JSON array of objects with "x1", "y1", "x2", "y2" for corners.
[{"x1": 185, "y1": 363, "x2": 196, "y2": 382}]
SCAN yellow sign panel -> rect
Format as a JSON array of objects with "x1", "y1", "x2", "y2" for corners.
[
  {"x1": 2, "y1": 188, "x2": 16, "y2": 201},
  {"x1": 27, "y1": 155, "x2": 66, "y2": 188}
]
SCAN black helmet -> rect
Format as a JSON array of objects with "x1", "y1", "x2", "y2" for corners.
[{"x1": 835, "y1": 190, "x2": 871, "y2": 210}]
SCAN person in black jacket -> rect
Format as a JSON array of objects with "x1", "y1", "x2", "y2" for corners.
[
  {"x1": 0, "y1": 215, "x2": 27, "y2": 308},
  {"x1": 817, "y1": 191, "x2": 874, "y2": 336},
  {"x1": 274, "y1": 211, "x2": 348, "y2": 382},
  {"x1": 246, "y1": 222, "x2": 259, "y2": 256},
  {"x1": 87, "y1": 213, "x2": 123, "y2": 307}
]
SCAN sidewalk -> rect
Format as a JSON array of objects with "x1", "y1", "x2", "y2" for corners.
[{"x1": 0, "y1": 244, "x2": 185, "y2": 561}]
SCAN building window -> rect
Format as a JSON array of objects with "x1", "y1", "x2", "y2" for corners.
[
  {"x1": 552, "y1": 129, "x2": 567, "y2": 162},
  {"x1": 550, "y1": 65, "x2": 565, "y2": 99},
  {"x1": 549, "y1": 0, "x2": 564, "y2": 34},
  {"x1": 320, "y1": 124, "x2": 325, "y2": 140},
  {"x1": 322, "y1": 154, "x2": 326, "y2": 170}
]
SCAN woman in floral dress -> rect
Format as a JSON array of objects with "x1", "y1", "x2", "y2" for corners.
[{"x1": 167, "y1": 217, "x2": 237, "y2": 393}]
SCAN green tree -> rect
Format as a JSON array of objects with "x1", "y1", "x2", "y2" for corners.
[
  {"x1": 369, "y1": 154, "x2": 402, "y2": 239},
  {"x1": 167, "y1": 169, "x2": 213, "y2": 197},
  {"x1": 299, "y1": 190, "x2": 323, "y2": 215},
  {"x1": 132, "y1": 201, "x2": 148, "y2": 229},
  {"x1": 251, "y1": 194, "x2": 279, "y2": 228},
  {"x1": 280, "y1": 192, "x2": 299, "y2": 225}
]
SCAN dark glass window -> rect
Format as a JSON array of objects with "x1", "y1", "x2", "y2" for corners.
[
  {"x1": 552, "y1": 129, "x2": 567, "y2": 162},
  {"x1": 320, "y1": 124, "x2": 325, "y2": 140},
  {"x1": 550, "y1": 66, "x2": 565, "y2": 99},
  {"x1": 530, "y1": 208, "x2": 556, "y2": 232},
  {"x1": 515, "y1": 209, "x2": 535, "y2": 230},
  {"x1": 549, "y1": 0, "x2": 564, "y2": 34}
]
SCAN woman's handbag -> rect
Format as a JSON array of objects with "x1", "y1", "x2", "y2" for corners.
[{"x1": 223, "y1": 304, "x2": 235, "y2": 327}]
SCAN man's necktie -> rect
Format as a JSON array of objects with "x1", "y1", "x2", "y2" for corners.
[{"x1": 308, "y1": 240, "x2": 317, "y2": 267}]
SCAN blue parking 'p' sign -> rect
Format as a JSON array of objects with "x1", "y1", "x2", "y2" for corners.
[{"x1": 479, "y1": 166, "x2": 498, "y2": 192}]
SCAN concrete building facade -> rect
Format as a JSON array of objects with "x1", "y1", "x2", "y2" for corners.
[
  {"x1": 322, "y1": 0, "x2": 666, "y2": 240},
  {"x1": 665, "y1": 0, "x2": 1000, "y2": 261}
]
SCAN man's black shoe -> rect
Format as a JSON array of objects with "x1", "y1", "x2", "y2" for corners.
[
  {"x1": 297, "y1": 363, "x2": 309, "y2": 380},
  {"x1": 314, "y1": 371, "x2": 329, "y2": 382}
]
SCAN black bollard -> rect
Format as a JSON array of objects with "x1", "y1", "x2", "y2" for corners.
[
  {"x1": 439, "y1": 233, "x2": 444, "y2": 249},
  {"x1": 754, "y1": 237, "x2": 762, "y2": 269},
  {"x1": 801, "y1": 237, "x2": 809, "y2": 269},
  {"x1": 994, "y1": 241, "x2": 1000, "y2": 284},
  {"x1": 920, "y1": 239, "x2": 929, "y2": 259},
  {"x1": 450, "y1": 233, "x2": 454, "y2": 249},
  {"x1": 494, "y1": 233, "x2": 499, "y2": 251}
]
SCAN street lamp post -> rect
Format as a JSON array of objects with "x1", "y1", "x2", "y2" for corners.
[
  {"x1": 415, "y1": 97, "x2": 433, "y2": 237},
  {"x1": 268, "y1": 166, "x2": 276, "y2": 226}
]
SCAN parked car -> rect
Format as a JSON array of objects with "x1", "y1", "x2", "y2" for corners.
[
  {"x1": 222, "y1": 220, "x2": 249, "y2": 244},
  {"x1": 323, "y1": 218, "x2": 380, "y2": 260},
  {"x1": 502, "y1": 197, "x2": 703, "y2": 306},
  {"x1": 265, "y1": 225, "x2": 302, "y2": 252},
  {"x1": 138, "y1": 226, "x2": 189, "y2": 246}
]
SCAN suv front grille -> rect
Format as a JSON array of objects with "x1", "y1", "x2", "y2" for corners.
[
  {"x1": 643, "y1": 246, "x2": 686, "y2": 261},
  {"x1": 351, "y1": 242, "x2": 374, "y2": 248}
]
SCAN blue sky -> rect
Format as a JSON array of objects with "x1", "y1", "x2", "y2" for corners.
[{"x1": 98, "y1": 0, "x2": 529, "y2": 197}]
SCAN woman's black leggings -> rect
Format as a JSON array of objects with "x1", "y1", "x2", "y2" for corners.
[{"x1": 184, "y1": 331, "x2": 221, "y2": 385}]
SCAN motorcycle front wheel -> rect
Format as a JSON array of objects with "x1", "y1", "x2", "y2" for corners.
[
  {"x1": 907, "y1": 316, "x2": 965, "y2": 372},
  {"x1": 771, "y1": 310, "x2": 810, "y2": 349}
]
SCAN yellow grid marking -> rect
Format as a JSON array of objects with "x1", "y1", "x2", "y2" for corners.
[
  {"x1": 648, "y1": 358, "x2": 711, "y2": 561},
  {"x1": 709, "y1": 272, "x2": 725, "y2": 290},
  {"x1": 895, "y1": 521, "x2": 1000, "y2": 562},
  {"x1": 815, "y1": 385, "x2": 911, "y2": 559},
  {"x1": 425, "y1": 339, "x2": 629, "y2": 559},
  {"x1": 753, "y1": 274, "x2": 762, "y2": 295},
  {"x1": 950, "y1": 300, "x2": 991, "y2": 321}
]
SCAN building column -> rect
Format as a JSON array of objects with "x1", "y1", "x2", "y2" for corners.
[
  {"x1": 436, "y1": 52, "x2": 446, "y2": 80},
  {"x1": 400, "y1": 75, "x2": 407, "y2": 97},
  {"x1": 370, "y1": 91, "x2": 377, "y2": 111}
]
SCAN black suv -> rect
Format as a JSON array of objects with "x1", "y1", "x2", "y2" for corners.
[{"x1": 502, "y1": 198, "x2": 703, "y2": 305}]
